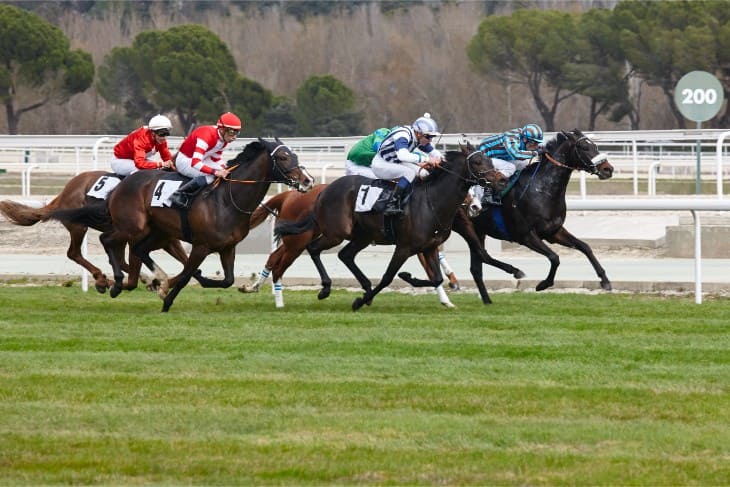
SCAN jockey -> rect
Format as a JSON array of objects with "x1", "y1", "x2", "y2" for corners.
[
  {"x1": 168, "y1": 112, "x2": 241, "y2": 208},
  {"x1": 344, "y1": 127, "x2": 391, "y2": 178},
  {"x1": 110, "y1": 114, "x2": 173, "y2": 177},
  {"x1": 476, "y1": 123, "x2": 544, "y2": 205},
  {"x1": 370, "y1": 113, "x2": 443, "y2": 216}
]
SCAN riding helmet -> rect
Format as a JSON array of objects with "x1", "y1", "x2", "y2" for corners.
[
  {"x1": 217, "y1": 112, "x2": 242, "y2": 130},
  {"x1": 412, "y1": 113, "x2": 440, "y2": 136},
  {"x1": 520, "y1": 123, "x2": 544, "y2": 144},
  {"x1": 148, "y1": 114, "x2": 172, "y2": 132}
]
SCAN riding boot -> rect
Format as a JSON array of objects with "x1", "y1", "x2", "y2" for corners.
[
  {"x1": 481, "y1": 185, "x2": 502, "y2": 206},
  {"x1": 384, "y1": 178, "x2": 410, "y2": 216},
  {"x1": 168, "y1": 176, "x2": 207, "y2": 209}
]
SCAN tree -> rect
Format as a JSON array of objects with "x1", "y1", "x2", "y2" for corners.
[
  {"x1": 97, "y1": 24, "x2": 273, "y2": 134},
  {"x1": 295, "y1": 75, "x2": 363, "y2": 136},
  {"x1": 261, "y1": 97, "x2": 299, "y2": 138},
  {"x1": 226, "y1": 77, "x2": 274, "y2": 136},
  {"x1": 563, "y1": 8, "x2": 639, "y2": 130},
  {"x1": 615, "y1": 1, "x2": 724, "y2": 129},
  {"x1": 0, "y1": 4, "x2": 94, "y2": 134},
  {"x1": 467, "y1": 9, "x2": 578, "y2": 131}
]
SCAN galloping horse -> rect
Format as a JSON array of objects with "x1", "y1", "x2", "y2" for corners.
[
  {"x1": 52, "y1": 138, "x2": 313, "y2": 311},
  {"x1": 274, "y1": 142, "x2": 507, "y2": 310},
  {"x1": 401, "y1": 129, "x2": 614, "y2": 304},
  {"x1": 238, "y1": 185, "x2": 461, "y2": 308},
  {"x1": 0, "y1": 170, "x2": 190, "y2": 292}
]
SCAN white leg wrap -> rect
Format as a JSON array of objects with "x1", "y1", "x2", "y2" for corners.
[
  {"x1": 436, "y1": 284, "x2": 455, "y2": 308},
  {"x1": 274, "y1": 280, "x2": 284, "y2": 308},
  {"x1": 438, "y1": 252, "x2": 453, "y2": 276}
]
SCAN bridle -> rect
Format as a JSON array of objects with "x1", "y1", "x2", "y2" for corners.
[
  {"x1": 543, "y1": 133, "x2": 609, "y2": 176},
  {"x1": 429, "y1": 148, "x2": 500, "y2": 187},
  {"x1": 219, "y1": 142, "x2": 312, "y2": 214}
]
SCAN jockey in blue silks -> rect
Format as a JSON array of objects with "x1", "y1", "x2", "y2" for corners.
[
  {"x1": 475, "y1": 123, "x2": 544, "y2": 205},
  {"x1": 370, "y1": 113, "x2": 443, "y2": 216}
]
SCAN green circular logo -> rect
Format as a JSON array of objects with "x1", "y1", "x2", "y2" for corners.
[{"x1": 674, "y1": 71, "x2": 724, "y2": 122}]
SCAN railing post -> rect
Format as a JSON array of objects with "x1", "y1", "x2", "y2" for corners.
[{"x1": 717, "y1": 131, "x2": 730, "y2": 199}]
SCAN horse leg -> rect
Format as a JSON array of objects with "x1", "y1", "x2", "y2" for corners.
[
  {"x1": 162, "y1": 239, "x2": 206, "y2": 286},
  {"x1": 352, "y1": 246, "x2": 410, "y2": 311},
  {"x1": 548, "y1": 226, "x2": 612, "y2": 291},
  {"x1": 266, "y1": 233, "x2": 314, "y2": 306},
  {"x1": 98, "y1": 230, "x2": 129, "y2": 298},
  {"x1": 337, "y1": 239, "x2": 373, "y2": 299},
  {"x1": 239, "y1": 242, "x2": 286, "y2": 294},
  {"x1": 66, "y1": 225, "x2": 110, "y2": 294},
  {"x1": 468, "y1": 235, "x2": 492, "y2": 305},
  {"x1": 130, "y1": 233, "x2": 171, "y2": 296},
  {"x1": 306, "y1": 234, "x2": 343, "y2": 300},
  {"x1": 422, "y1": 246, "x2": 454, "y2": 308},
  {"x1": 520, "y1": 232, "x2": 560, "y2": 291},
  {"x1": 452, "y1": 208, "x2": 525, "y2": 279},
  {"x1": 161, "y1": 245, "x2": 214, "y2": 312}
]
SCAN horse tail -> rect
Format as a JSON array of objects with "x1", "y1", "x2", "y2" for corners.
[
  {"x1": 250, "y1": 191, "x2": 291, "y2": 229},
  {"x1": 49, "y1": 201, "x2": 112, "y2": 230},
  {"x1": 0, "y1": 194, "x2": 63, "y2": 226},
  {"x1": 273, "y1": 213, "x2": 316, "y2": 239}
]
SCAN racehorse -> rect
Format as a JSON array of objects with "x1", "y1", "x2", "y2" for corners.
[
  {"x1": 0, "y1": 170, "x2": 191, "y2": 293},
  {"x1": 274, "y1": 142, "x2": 507, "y2": 310},
  {"x1": 51, "y1": 138, "x2": 314, "y2": 312},
  {"x1": 238, "y1": 185, "x2": 462, "y2": 308},
  {"x1": 400, "y1": 129, "x2": 614, "y2": 304}
]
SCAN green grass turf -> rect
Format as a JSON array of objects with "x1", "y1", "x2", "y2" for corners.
[{"x1": 0, "y1": 286, "x2": 728, "y2": 485}]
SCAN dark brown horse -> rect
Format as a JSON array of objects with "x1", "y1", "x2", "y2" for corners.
[
  {"x1": 51, "y1": 138, "x2": 314, "y2": 312},
  {"x1": 238, "y1": 185, "x2": 462, "y2": 307},
  {"x1": 0, "y1": 170, "x2": 190, "y2": 292},
  {"x1": 400, "y1": 129, "x2": 615, "y2": 304},
  {"x1": 274, "y1": 142, "x2": 507, "y2": 310}
]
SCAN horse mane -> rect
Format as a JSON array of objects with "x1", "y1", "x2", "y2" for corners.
[{"x1": 226, "y1": 140, "x2": 268, "y2": 167}]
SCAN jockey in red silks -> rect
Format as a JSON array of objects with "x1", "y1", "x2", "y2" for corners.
[
  {"x1": 168, "y1": 112, "x2": 241, "y2": 208},
  {"x1": 110, "y1": 114, "x2": 174, "y2": 176}
]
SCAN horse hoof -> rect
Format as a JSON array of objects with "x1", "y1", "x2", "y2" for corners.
[
  {"x1": 238, "y1": 285, "x2": 258, "y2": 293},
  {"x1": 602, "y1": 281, "x2": 612, "y2": 291},
  {"x1": 448, "y1": 282, "x2": 460, "y2": 291},
  {"x1": 94, "y1": 283, "x2": 107, "y2": 294},
  {"x1": 536, "y1": 281, "x2": 552, "y2": 292},
  {"x1": 352, "y1": 297, "x2": 364, "y2": 311},
  {"x1": 514, "y1": 270, "x2": 526, "y2": 279},
  {"x1": 441, "y1": 301, "x2": 456, "y2": 308},
  {"x1": 318, "y1": 287, "x2": 331, "y2": 300},
  {"x1": 398, "y1": 271, "x2": 412, "y2": 281},
  {"x1": 109, "y1": 287, "x2": 122, "y2": 299}
]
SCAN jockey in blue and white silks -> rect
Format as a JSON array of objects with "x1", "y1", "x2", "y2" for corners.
[
  {"x1": 473, "y1": 123, "x2": 544, "y2": 206},
  {"x1": 478, "y1": 123, "x2": 544, "y2": 178},
  {"x1": 370, "y1": 113, "x2": 443, "y2": 216}
]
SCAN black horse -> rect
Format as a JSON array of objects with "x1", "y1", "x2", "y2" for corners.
[
  {"x1": 274, "y1": 142, "x2": 507, "y2": 310},
  {"x1": 400, "y1": 129, "x2": 614, "y2": 304},
  {"x1": 51, "y1": 138, "x2": 314, "y2": 312}
]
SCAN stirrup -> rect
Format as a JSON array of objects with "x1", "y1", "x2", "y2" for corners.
[{"x1": 168, "y1": 192, "x2": 191, "y2": 209}]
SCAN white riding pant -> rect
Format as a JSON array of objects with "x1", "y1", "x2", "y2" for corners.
[
  {"x1": 174, "y1": 153, "x2": 221, "y2": 184},
  {"x1": 345, "y1": 160, "x2": 376, "y2": 178},
  {"x1": 370, "y1": 155, "x2": 428, "y2": 183},
  {"x1": 110, "y1": 157, "x2": 140, "y2": 177},
  {"x1": 491, "y1": 157, "x2": 529, "y2": 178}
]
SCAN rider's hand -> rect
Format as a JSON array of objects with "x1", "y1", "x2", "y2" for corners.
[
  {"x1": 161, "y1": 160, "x2": 172, "y2": 169},
  {"x1": 214, "y1": 168, "x2": 230, "y2": 179},
  {"x1": 428, "y1": 153, "x2": 442, "y2": 166}
]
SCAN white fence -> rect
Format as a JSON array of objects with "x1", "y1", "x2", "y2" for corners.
[{"x1": 1, "y1": 130, "x2": 730, "y2": 197}]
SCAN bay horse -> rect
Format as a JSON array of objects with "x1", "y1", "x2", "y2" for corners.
[
  {"x1": 274, "y1": 142, "x2": 507, "y2": 310},
  {"x1": 400, "y1": 129, "x2": 614, "y2": 304},
  {"x1": 51, "y1": 138, "x2": 313, "y2": 312},
  {"x1": 238, "y1": 185, "x2": 461, "y2": 308},
  {"x1": 0, "y1": 170, "x2": 190, "y2": 293}
]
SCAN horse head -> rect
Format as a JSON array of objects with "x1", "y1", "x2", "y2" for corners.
[
  {"x1": 264, "y1": 137, "x2": 314, "y2": 192},
  {"x1": 227, "y1": 138, "x2": 313, "y2": 192},
  {"x1": 458, "y1": 141, "x2": 508, "y2": 192},
  {"x1": 546, "y1": 129, "x2": 613, "y2": 180}
]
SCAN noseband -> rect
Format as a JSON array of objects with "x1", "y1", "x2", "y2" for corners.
[
  {"x1": 544, "y1": 135, "x2": 608, "y2": 175},
  {"x1": 465, "y1": 149, "x2": 499, "y2": 187}
]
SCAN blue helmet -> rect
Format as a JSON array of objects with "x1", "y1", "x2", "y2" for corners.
[
  {"x1": 412, "y1": 113, "x2": 440, "y2": 136},
  {"x1": 520, "y1": 123, "x2": 544, "y2": 144}
]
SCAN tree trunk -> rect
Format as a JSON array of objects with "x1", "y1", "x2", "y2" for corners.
[{"x1": 5, "y1": 101, "x2": 18, "y2": 135}]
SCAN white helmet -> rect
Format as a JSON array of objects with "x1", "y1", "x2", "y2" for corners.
[
  {"x1": 412, "y1": 112, "x2": 440, "y2": 136},
  {"x1": 148, "y1": 114, "x2": 172, "y2": 132}
]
